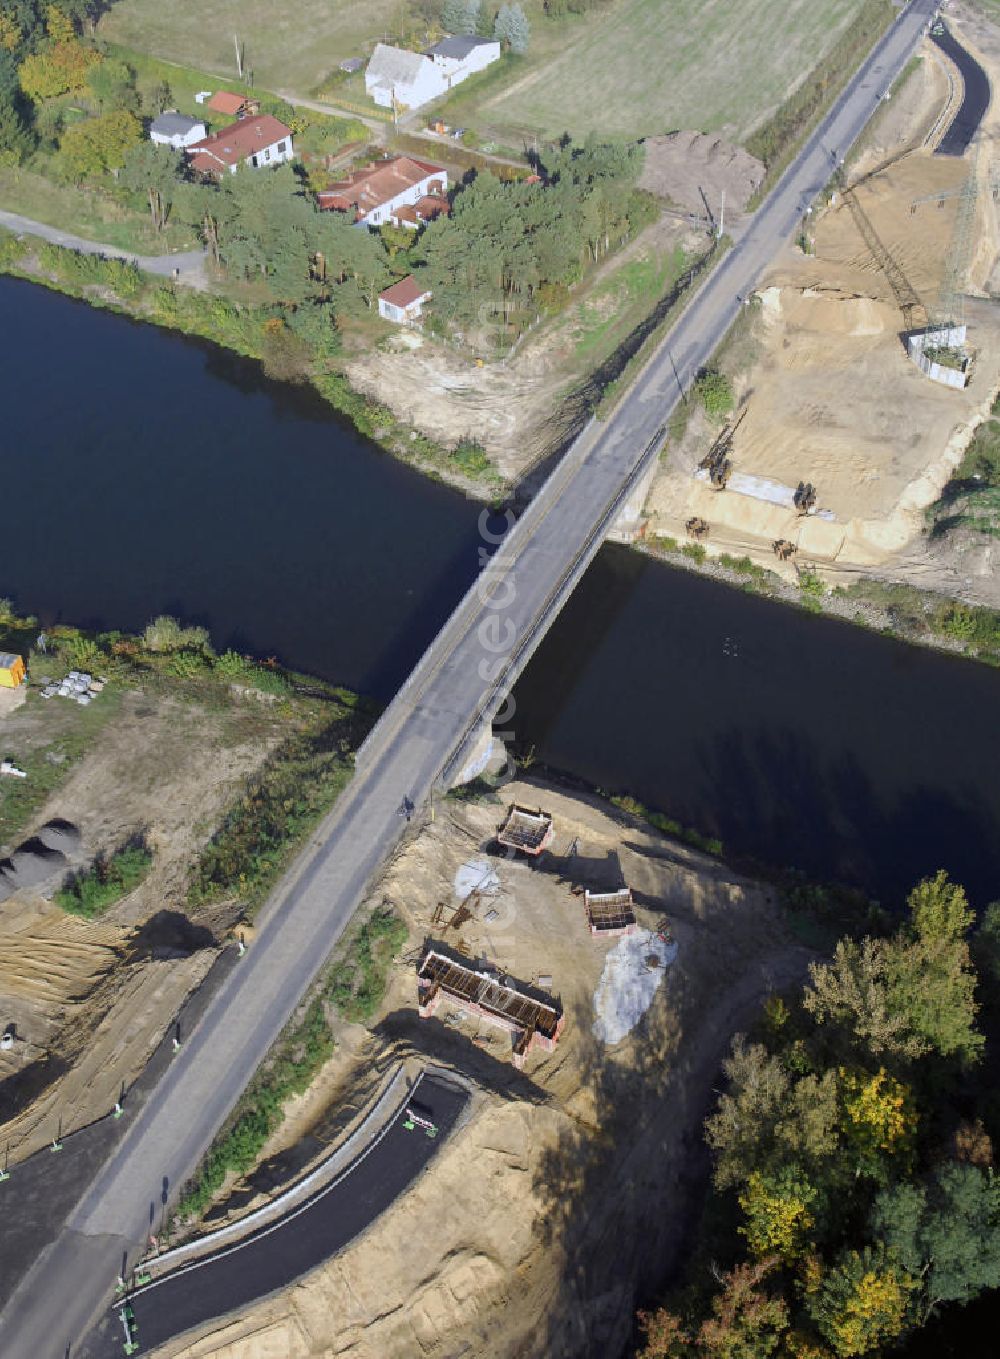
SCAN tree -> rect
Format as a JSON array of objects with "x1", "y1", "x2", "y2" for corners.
[
  {"x1": 694, "y1": 368, "x2": 734, "y2": 418},
  {"x1": 0, "y1": 49, "x2": 32, "y2": 163},
  {"x1": 18, "y1": 36, "x2": 99, "y2": 99},
  {"x1": 704, "y1": 1037, "x2": 789, "y2": 1190},
  {"x1": 696, "y1": 1258, "x2": 789, "y2": 1359},
  {"x1": 120, "y1": 140, "x2": 182, "y2": 232},
  {"x1": 872, "y1": 1164, "x2": 1000, "y2": 1316},
  {"x1": 85, "y1": 55, "x2": 139, "y2": 112},
  {"x1": 495, "y1": 1, "x2": 530, "y2": 52},
  {"x1": 808, "y1": 1246, "x2": 915, "y2": 1357},
  {"x1": 889, "y1": 872, "x2": 983, "y2": 1063},
  {"x1": 147, "y1": 78, "x2": 172, "y2": 114},
  {"x1": 58, "y1": 107, "x2": 140, "y2": 180},
  {"x1": 738, "y1": 1167, "x2": 816, "y2": 1262},
  {"x1": 838, "y1": 1067, "x2": 915, "y2": 1180},
  {"x1": 442, "y1": 0, "x2": 476, "y2": 33},
  {"x1": 804, "y1": 937, "x2": 927, "y2": 1061}
]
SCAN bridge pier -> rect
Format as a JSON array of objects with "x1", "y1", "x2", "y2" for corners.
[
  {"x1": 446, "y1": 722, "x2": 512, "y2": 790},
  {"x1": 608, "y1": 456, "x2": 659, "y2": 542}
]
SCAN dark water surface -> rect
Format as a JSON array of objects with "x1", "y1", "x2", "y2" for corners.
[
  {"x1": 4, "y1": 276, "x2": 1000, "y2": 903},
  {"x1": 0, "y1": 276, "x2": 480, "y2": 698},
  {"x1": 513, "y1": 544, "x2": 1000, "y2": 905}
]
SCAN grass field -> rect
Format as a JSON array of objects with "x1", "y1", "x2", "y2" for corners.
[
  {"x1": 99, "y1": 0, "x2": 402, "y2": 93},
  {"x1": 475, "y1": 0, "x2": 871, "y2": 142}
]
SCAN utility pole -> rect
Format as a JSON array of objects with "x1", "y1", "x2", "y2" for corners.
[
  {"x1": 718, "y1": 189, "x2": 725, "y2": 239},
  {"x1": 234, "y1": 34, "x2": 243, "y2": 79}
]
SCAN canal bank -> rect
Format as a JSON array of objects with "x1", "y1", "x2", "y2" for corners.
[{"x1": 4, "y1": 276, "x2": 1000, "y2": 904}]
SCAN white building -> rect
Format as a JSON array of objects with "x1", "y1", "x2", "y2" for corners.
[
  {"x1": 187, "y1": 114, "x2": 294, "y2": 177},
  {"x1": 365, "y1": 35, "x2": 501, "y2": 112},
  {"x1": 317, "y1": 156, "x2": 448, "y2": 229},
  {"x1": 149, "y1": 112, "x2": 207, "y2": 150},
  {"x1": 378, "y1": 275, "x2": 432, "y2": 323},
  {"x1": 365, "y1": 44, "x2": 446, "y2": 112},
  {"x1": 426, "y1": 35, "x2": 501, "y2": 85}
]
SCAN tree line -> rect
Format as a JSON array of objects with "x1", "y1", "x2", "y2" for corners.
[{"x1": 637, "y1": 871, "x2": 1000, "y2": 1358}]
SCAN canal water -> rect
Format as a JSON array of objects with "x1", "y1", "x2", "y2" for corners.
[{"x1": 3, "y1": 276, "x2": 1000, "y2": 904}]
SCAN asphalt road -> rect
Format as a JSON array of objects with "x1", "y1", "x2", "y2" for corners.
[
  {"x1": 931, "y1": 20, "x2": 991, "y2": 156},
  {"x1": 77, "y1": 1075, "x2": 467, "y2": 1358},
  {"x1": 0, "y1": 4, "x2": 940, "y2": 1356}
]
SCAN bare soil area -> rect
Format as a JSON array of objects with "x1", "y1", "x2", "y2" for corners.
[
  {"x1": 345, "y1": 212, "x2": 703, "y2": 485},
  {"x1": 0, "y1": 686, "x2": 286, "y2": 1161},
  {"x1": 639, "y1": 131, "x2": 764, "y2": 217},
  {"x1": 643, "y1": 33, "x2": 1000, "y2": 588},
  {"x1": 165, "y1": 777, "x2": 811, "y2": 1359}
]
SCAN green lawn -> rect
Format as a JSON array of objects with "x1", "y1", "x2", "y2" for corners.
[
  {"x1": 567, "y1": 245, "x2": 688, "y2": 362},
  {"x1": 477, "y1": 0, "x2": 871, "y2": 142},
  {"x1": 99, "y1": 0, "x2": 403, "y2": 94}
]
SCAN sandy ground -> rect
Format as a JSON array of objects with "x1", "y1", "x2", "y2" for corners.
[
  {"x1": 639, "y1": 132, "x2": 764, "y2": 216},
  {"x1": 643, "y1": 32, "x2": 1000, "y2": 587},
  {"x1": 0, "y1": 687, "x2": 285, "y2": 1161},
  {"x1": 164, "y1": 777, "x2": 812, "y2": 1359}
]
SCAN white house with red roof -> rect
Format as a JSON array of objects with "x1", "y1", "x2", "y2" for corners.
[
  {"x1": 317, "y1": 155, "x2": 448, "y2": 229},
  {"x1": 378, "y1": 275, "x2": 432, "y2": 324},
  {"x1": 187, "y1": 114, "x2": 294, "y2": 177}
]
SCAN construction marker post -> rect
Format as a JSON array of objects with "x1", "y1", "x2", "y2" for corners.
[
  {"x1": 119, "y1": 1300, "x2": 139, "y2": 1355},
  {"x1": 402, "y1": 1107, "x2": 438, "y2": 1138}
]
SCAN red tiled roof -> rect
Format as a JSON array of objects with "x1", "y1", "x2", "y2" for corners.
[
  {"x1": 186, "y1": 115, "x2": 292, "y2": 172},
  {"x1": 207, "y1": 91, "x2": 248, "y2": 115},
  {"x1": 414, "y1": 194, "x2": 449, "y2": 219},
  {"x1": 318, "y1": 155, "x2": 446, "y2": 218},
  {"x1": 379, "y1": 275, "x2": 431, "y2": 308}
]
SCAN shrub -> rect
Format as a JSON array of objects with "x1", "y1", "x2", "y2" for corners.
[
  {"x1": 694, "y1": 368, "x2": 734, "y2": 419},
  {"x1": 56, "y1": 841, "x2": 152, "y2": 919},
  {"x1": 142, "y1": 615, "x2": 212, "y2": 656},
  {"x1": 798, "y1": 568, "x2": 825, "y2": 598},
  {"x1": 681, "y1": 542, "x2": 707, "y2": 564},
  {"x1": 451, "y1": 437, "x2": 491, "y2": 476}
]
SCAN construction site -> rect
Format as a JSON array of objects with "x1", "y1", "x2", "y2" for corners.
[
  {"x1": 149, "y1": 775, "x2": 810, "y2": 1359},
  {"x1": 643, "y1": 6, "x2": 1000, "y2": 587}
]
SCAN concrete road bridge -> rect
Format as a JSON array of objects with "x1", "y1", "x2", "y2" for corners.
[{"x1": 0, "y1": 3, "x2": 941, "y2": 1354}]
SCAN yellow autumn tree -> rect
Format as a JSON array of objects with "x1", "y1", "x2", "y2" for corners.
[
  {"x1": 0, "y1": 12, "x2": 22, "y2": 50},
  {"x1": 808, "y1": 1247, "x2": 915, "y2": 1357},
  {"x1": 739, "y1": 1168, "x2": 817, "y2": 1262},
  {"x1": 839, "y1": 1068, "x2": 914, "y2": 1178},
  {"x1": 45, "y1": 4, "x2": 76, "y2": 42}
]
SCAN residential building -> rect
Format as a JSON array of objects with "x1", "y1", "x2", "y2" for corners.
[
  {"x1": 187, "y1": 115, "x2": 294, "y2": 177},
  {"x1": 149, "y1": 112, "x2": 207, "y2": 150},
  {"x1": 317, "y1": 155, "x2": 448, "y2": 228},
  {"x1": 378, "y1": 275, "x2": 432, "y2": 323},
  {"x1": 364, "y1": 34, "x2": 500, "y2": 112},
  {"x1": 426, "y1": 34, "x2": 500, "y2": 83}
]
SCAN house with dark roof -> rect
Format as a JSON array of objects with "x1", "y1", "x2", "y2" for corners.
[
  {"x1": 317, "y1": 155, "x2": 448, "y2": 228},
  {"x1": 378, "y1": 275, "x2": 432, "y2": 323},
  {"x1": 149, "y1": 111, "x2": 206, "y2": 150},
  {"x1": 426, "y1": 34, "x2": 500, "y2": 83},
  {"x1": 186, "y1": 114, "x2": 294, "y2": 177}
]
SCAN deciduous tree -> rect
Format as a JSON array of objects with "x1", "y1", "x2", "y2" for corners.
[
  {"x1": 808, "y1": 1246, "x2": 915, "y2": 1357},
  {"x1": 58, "y1": 107, "x2": 140, "y2": 180},
  {"x1": 495, "y1": 2, "x2": 529, "y2": 52}
]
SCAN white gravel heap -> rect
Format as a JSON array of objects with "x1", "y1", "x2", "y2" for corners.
[{"x1": 593, "y1": 929, "x2": 679, "y2": 1046}]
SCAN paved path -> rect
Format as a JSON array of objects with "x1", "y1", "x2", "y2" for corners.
[
  {"x1": 0, "y1": 5, "x2": 939, "y2": 1356},
  {"x1": 0, "y1": 208, "x2": 207, "y2": 285},
  {"x1": 77, "y1": 1074, "x2": 468, "y2": 1358},
  {"x1": 931, "y1": 20, "x2": 991, "y2": 155}
]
